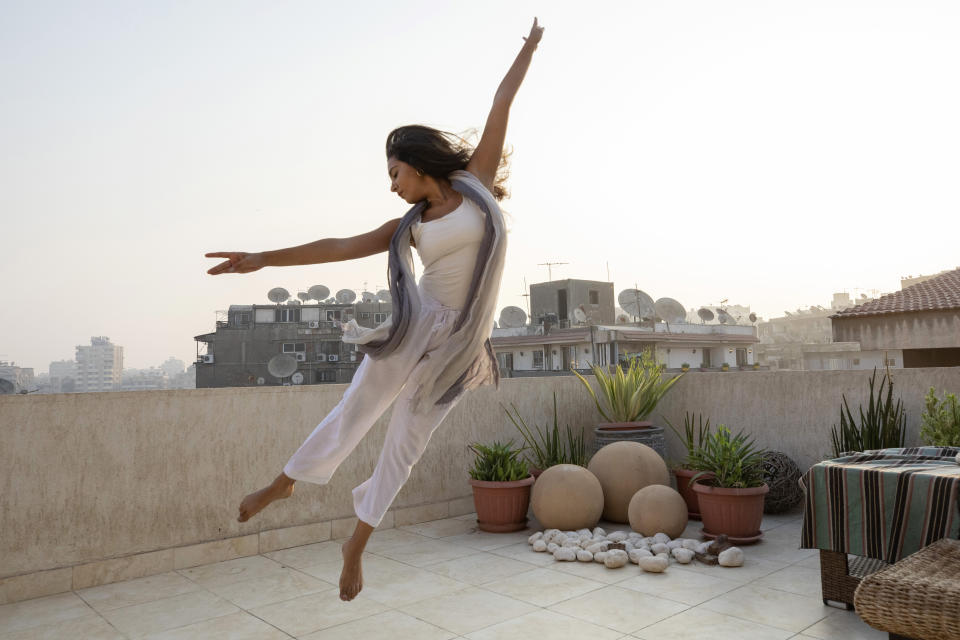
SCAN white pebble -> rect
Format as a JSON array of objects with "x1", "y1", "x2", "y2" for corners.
[
  {"x1": 666, "y1": 540, "x2": 683, "y2": 550},
  {"x1": 528, "y1": 532, "x2": 544, "y2": 545},
  {"x1": 629, "y1": 548, "x2": 652, "y2": 564},
  {"x1": 653, "y1": 533, "x2": 672, "y2": 544},
  {"x1": 638, "y1": 555, "x2": 669, "y2": 573},
  {"x1": 718, "y1": 547, "x2": 745, "y2": 567},
  {"x1": 672, "y1": 548, "x2": 695, "y2": 564},
  {"x1": 554, "y1": 547, "x2": 577, "y2": 562},
  {"x1": 593, "y1": 527, "x2": 607, "y2": 537},
  {"x1": 642, "y1": 537, "x2": 656, "y2": 546},
  {"x1": 586, "y1": 542, "x2": 609, "y2": 554},
  {"x1": 577, "y1": 528, "x2": 592, "y2": 536},
  {"x1": 594, "y1": 551, "x2": 609, "y2": 563},
  {"x1": 651, "y1": 543, "x2": 669, "y2": 555},
  {"x1": 547, "y1": 542, "x2": 559, "y2": 553},
  {"x1": 696, "y1": 542, "x2": 712, "y2": 554},
  {"x1": 576, "y1": 549, "x2": 594, "y2": 562},
  {"x1": 604, "y1": 549, "x2": 629, "y2": 568},
  {"x1": 607, "y1": 531, "x2": 628, "y2": 542},
  {"x1": 624, "y1": 541, "x2": 636, "y2": 552},
  {"x1": 532, "y1": 540, "x2": 548, "y2": 552},
  {"x1": 553, "y1": 534, "x2": 569, "y2": 545},
  {"x1": 682, "y1": 539, "x2": 700, "y2": 550}
]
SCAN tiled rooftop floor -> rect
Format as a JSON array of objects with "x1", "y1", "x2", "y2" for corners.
[{"x1": 0, "y1": 509, "x2": 884, "y2": 639}]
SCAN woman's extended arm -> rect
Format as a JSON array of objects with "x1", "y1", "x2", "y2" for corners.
[{"x1": 466, "y1": 17, "x2": 544, "y2": 189}]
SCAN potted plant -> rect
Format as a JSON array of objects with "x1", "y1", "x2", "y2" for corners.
[
  {"x1": 663, "y1": 412, "x2": 712, "y2": 519},
  {"x1": 571, "y1": 349, "x2": 684, "y2": 457},
  {"x1": 699, "y1": 362, "x2": 709, "y2": 372},
  {"x1": 504, "y1": 392, "x2": 587, "y2": 477},
  {"x1": 680, "y1": 363, "x2": 691, "y2": 372},
  {"x1": 830, "y1": 367, "x2": 906, "y2": 457},
  {"x1": 468, "y1": 440, "x2": 534, "y2": 532},
  {"x1": 919, "y1": 387, "x2": 960, "y2": 446},
  {"x1": 690, "y1": 425, "x2": 768, "y2": 542},
  {"x1": 720, "y1": 362, "x2": 730, "y2": 372},
  {"x1": 752, "y1": 362, "x2": 760, "y2": 371}
]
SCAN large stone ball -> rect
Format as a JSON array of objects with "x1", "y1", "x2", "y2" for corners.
[
  {"x1": 530, "y1": 464, "x2": 604, "y2": 530},
  {"x1": 628, "y1": 484, "x2": 689, "y2": 538},
  {"x1": 587, "y1": 441, "x2": 670, "y2": 522}
]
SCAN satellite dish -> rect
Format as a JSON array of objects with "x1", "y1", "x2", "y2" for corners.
[
  {"x1": 749, "y1": 312, "x2": 757, "y2": 323},
  {"x1": 291, "y1": 372, "x2": 304, "y2": 385},
  {"x1": 654, "y1": 298, "x2": 686, "y2": 324},
  {"x1": 361, "y1": 291, "x2": 377, "y2": 303},
  {"x1": 336, "y1": 289, "x2": 357, "y2": 304},
  {"x1": 697, "y1": 308, "x2": 715, "y2": 323},
  {"x1": 618, "y1": 289, "x2": 655, "y2": 320},
  {"x1": 324, "y1": 297, "x2": 336, "y2": 304},
  {"x1": 499, "y1": 306, "x2": 527, "y2": 328},
  {"x1": 297, "y1": 292, "x2": 311, "y2": 303},
  {"x1": 717, "y1": 309, "x2": 732, "y2": 324},
  {"x1": 376, "y1": 289, "x2": 392, "y2": 303},
  {"x1": 573, "y1": 306, "x2": 587, "y2": 323},
  {"x1": 267, "y1": 287, "x2": 290, "y2": 304},
  {"x1": 267, "y1": 354, "x2": 298, "y2": 378},
  {"x1": 308, "y1": 285, "x2": 330, "y2": 301}
]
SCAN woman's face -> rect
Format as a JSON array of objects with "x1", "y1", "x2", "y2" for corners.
[{"x1": 387, "y1": 157, "x2": 426, "y2": 204}]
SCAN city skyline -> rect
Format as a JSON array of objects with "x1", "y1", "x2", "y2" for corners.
[{"x1": 4, "y1": 0, "x2": 958, "y2": 371}]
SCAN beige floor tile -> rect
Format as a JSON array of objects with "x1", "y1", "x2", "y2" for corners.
[
  {"x1": 671, "y1": 555, "x2": 788, "y2": 583},
  {"x1": 482, "y1": 567, "x2": 605, "y2": 607},
  {"x1": 422, "y1": 553, "x2": 539, "y2": 585},
  {"x1": 350, "y1": 529, "x2": 429, "y2": 554},
  {"x1": 0, "y1": 592, "x2": 98, "y2": 635},
  {"x1": 747, "y1": 541, "x2": 818, "y2": 565},
  {"x1": 699, "y1": 584, "x2": 833, "y2": 633},
  {"x1": 141, "y1": 610, "x2": 290, "y2": 639},
  {"x1": 206, "y1": 566, "x2": 333, "y2": 609},
  {"x1": 440, "y1": 528, "x2": 534, "y2": 551},
  {"x1": 465, "y1": 609, "x2": 623, "y2": 640},
  {"x1": 177, "y1": 555, "x2": 286, "y2": 589},
  {"x1": 453, "y1": 512, "x2": 478, "y2": 521},
  {"x1": 547, "y1": 558, "x2": 642, "y2": 585},
  {"x1": 548, "y1": 585, "x2": 689, "y2": 634},
  {"x1": 800, "y1": 609, "x2": 887, "y2": 640},
  {"x1": 248, "y1": 588, "x2": 387, "y2": 637},
  {"x1": 76, "y1": 571, "x2": 201, "y2": 613},
  {"x1": 399, "y1": 586, "x2": 538, "y2": 635},
  {"x1": 792, "y1": 553, "x2": 823, "y2": 570},
  {"x1": 301, "y1": 609, "x2": 455, "y2": 640},
  {"x1": 264, "y1": 541, "x2": 346, "y2": 568},
  {"x1": 99, "y1": 590, "x2": 238, "y2": 638},
  {"x1": 375, "y1": 538, "x2": 476, "y2": 567},
  {"x1": 631, "y1": 606, "x2": 794, "y2": 640},
  {"x1": 298, "y1": 554, "x2": 409, "y2": 585},
  {"x1": 0, "y1": 615, "x2": 124, "y2": 640},
  {"x1": 488, "y1": 542, "x2": 558, "y2": 567},
  {"x1": 617, "y1": 566, "x2": 742, "y2": 606},
  {"x1": 400, "y1": 518, "x2": 480, "y2": 538},
  {"x1": 753, "y1": 565, "x2": 823, "y2": 598}
]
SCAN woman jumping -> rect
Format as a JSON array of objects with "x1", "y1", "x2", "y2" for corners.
[{"x1": 205, "y1": 18, "x2": 543, "y2": 602}]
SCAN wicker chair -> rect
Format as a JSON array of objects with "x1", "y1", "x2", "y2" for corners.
[{"x1": 854, "y1": 538, "x2": 960, "y2": 640}]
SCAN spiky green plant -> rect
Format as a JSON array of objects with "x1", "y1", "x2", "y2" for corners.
[
  {"x1": 663, "y1": 411, "x2": 712, "y2": 465},
  {"x1": 830, "y1": 368, "x2": 906, "y2": 457},
  {"x1": 689, "y1": 424, "x2": 766, "y2": 489},
  {"x1": 919, "y1": 387, "x2": 960, "y2": 447},
  {"x1": 504, "y1": 392, "x2": 588, "y2": 469},
  {"x1": 467, "y1": 440, "x2": 529, "y2": 482},
  {"x1": 571, "y1": 349, "x2": 684, "y2": 423}
]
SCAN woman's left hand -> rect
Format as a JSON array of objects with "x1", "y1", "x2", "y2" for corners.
[{"x1": 523, "y1": 17, "x2": 544, "y2": 46}]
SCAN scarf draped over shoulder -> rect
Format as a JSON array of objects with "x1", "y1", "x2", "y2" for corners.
[{"x1": 340, "y1": 169, "x2": 506, "y2": 414}]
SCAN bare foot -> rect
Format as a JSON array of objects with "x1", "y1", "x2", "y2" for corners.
[
  {"x1": 237, "y1": 480, "x2": 294, "y2": 522},
  {"x1": 339, "y1": 537, "x2": 364, "y2": 601}
]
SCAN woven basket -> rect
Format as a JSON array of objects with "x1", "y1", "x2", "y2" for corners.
[
  {"x1": 593, "y1": 423, "x2": 666, "y2": 459},
  {"x1": 854, "y1": 538, "x2": 960, "y2": 640}
]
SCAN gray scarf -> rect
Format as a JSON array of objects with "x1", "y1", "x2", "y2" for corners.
[{"x1": 341, "y1": 170, "x2": 506, "y2": 414}]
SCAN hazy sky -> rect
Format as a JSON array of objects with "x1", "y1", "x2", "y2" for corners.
[{"x1": 3, "y1": 0, "x2": 958, "y2": 372}]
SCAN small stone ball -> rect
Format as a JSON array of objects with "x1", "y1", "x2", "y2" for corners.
[
  {"x1": 532, "y1": 540, "x2": 547, "y2": 552},
  {"x1": 531, "y1": 464, "x2": 604, "y2": 530},
  {"x1": 604, "y1": 549, "x2": 629, "y2": 568},
  {"x1": 588, "y1": 442, "x2": 670, "y2": 523},
  {"x1": 628, "y1": 485, "x2": 689, "y2": 539},
  {"x1": 672, "y1": 548, "x2": 695, "y2": 564},
  {"x1": 553, "y1": 547, "x2": 577, "y2": 562},
  {"x1": 576, "y1": 549, "x2": 594, "y2": 562},
  {"x1": 719, "y1": 547, "x2": 744, "y2": 567},
  {"x1": 638, "y1": 555, "x2": 669, "y2": 573}
]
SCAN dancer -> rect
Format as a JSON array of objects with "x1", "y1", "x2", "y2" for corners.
[{"x1": 206, "y1": 18, "x2": 543, "y2": 601}]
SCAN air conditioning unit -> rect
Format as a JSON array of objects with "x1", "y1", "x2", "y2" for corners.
[
  {"x1": 350, "y1": 353, "x2": 356, "y2": 362},
  {"x1": 328, "y1": 355, "x2": 339, "y2": 362},
  {"x1": 201, "y1": 355, "x2": 215, "y2": 364},
  {"x1": 295, "y1": 353, "x2": 306, "y2": 362},
  {"x1": 316, "y1": 354, "x2": 327, "y2": 362},
  {"x1": 308, "y1": 321, "x2": 320, "y2": 329}
]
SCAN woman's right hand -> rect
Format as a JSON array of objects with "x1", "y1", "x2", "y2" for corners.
[{"x1": 205, "y1": 251, "x2": 266, "y2": 275}]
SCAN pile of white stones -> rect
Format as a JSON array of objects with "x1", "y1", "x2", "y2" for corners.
[{"x1": 527, "y1": 527, "x2": 744, "y2": 572}]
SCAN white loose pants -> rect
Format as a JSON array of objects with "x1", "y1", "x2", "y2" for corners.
[{"x1": 282, "y1": 288, "x2": 465, "y2": 527}]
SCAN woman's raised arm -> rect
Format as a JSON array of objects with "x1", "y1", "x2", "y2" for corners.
[{"x1": 466, "y1": 18, "x2": 544, "y2": 190}]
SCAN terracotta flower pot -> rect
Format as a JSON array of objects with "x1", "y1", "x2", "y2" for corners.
[
  {"x1": 672, "y1": 468, "x2": 714, "y2": 520},
  {"x1": 469, "y1": 475, "x2": 535, "y2": 533},
  {"x1": 692, "y1": 481, "x2": 769, "y2": 544}
]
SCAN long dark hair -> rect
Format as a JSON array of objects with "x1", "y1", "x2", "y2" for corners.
[{"x1": 386, "y1": 125, "x2": 511, "y2": 201}]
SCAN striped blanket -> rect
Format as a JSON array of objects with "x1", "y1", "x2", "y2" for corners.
[{"x1": 801, "y1": 447, "x2": 960, "y2": 563}]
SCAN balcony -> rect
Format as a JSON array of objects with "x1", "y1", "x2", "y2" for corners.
[{"x1": 3, "y1": 368, "x2": 958, "y2": 637}]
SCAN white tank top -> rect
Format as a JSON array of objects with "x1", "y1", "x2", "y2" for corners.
[{"x1": 411, "y1": 195, "x2": 485, "y2": 310}]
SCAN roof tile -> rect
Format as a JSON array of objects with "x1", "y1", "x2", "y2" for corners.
[{"x1": 831, "y1": 268, "x2": 960, "y2": 318}]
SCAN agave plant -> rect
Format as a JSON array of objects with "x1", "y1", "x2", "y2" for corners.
[
  {"x1": 504, "y1": 392, "x2": 588, "y2": 469},
  {"x1": 571, "y1": 350, "x2": 684, "y2": 423},
  {"x1": 467, "y1": 440, "x2": 530, "y2": 482},
  {"x1": 830, "y1": 368, "x2": 906, "y2": 457},
  {"x1": 689, "y1": 425, "x2": 766, "y2": 489}
]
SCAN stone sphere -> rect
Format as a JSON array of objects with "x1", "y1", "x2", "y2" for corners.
[
  {"x1": 531, "y1": 464, "x2": 604, "y2": 531},
  {"x1": 628, "y1": 484, "x2": 689, "y2": 538},
  {"x1": 587, "y1": 441, "x2": 669, "y2": 522}
]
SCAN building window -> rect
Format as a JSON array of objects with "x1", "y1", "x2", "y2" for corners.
[
  {"x1": 533, "y1": 350, "x2": 544, "y2": 370},
  {"x1": 374, "y1": 313, "x2": 388, "y2": 323},
  {"x1": 317, "y1": 340, "x2": 339, "y2": 356},
  {"x1": 736, "y1": 348, "x2": 747, "y2": 366},
  {"x1": 589, "y1": 290, "x2": 599, "y2": 305},
  {"x1": 359, "y1": 312, "x2": 371, "y2": 319},
  {"x1": 326, "y1": 310, "x2": 341, "y2": 321},
  {"x1": 702, "y1": 350, "x2": 712, "y2": 367},
  {"x1": 853, "y1": 358, "x2": 860, "y2": 365},
  {"x1": 234, "y1": 312, "x2": 250, "y2": 326},
  {"x1": 277, "y1": 308, "x2": 301, "y2": 323},
  {"x1": 886, "y1": 358, "x2": 897, "y2": 366},
  {"x1": 316, "y1": 370, "x2": 337, "y2": 383},
  {"x1": 282, "y1": 343, "x2": 306, "y2": 353}
]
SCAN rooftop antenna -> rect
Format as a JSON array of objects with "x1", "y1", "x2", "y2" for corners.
[
  {"x1": 267, "y1": 353, "x2": 298, "y2": 384},
  {"x1": 335, "y1": 289, "x2": 357, "y2": 304},
  {"x1": 376, "y1": 289, "x2": 392, "y2": 303},
  {"x1": 307, "y1": 285, "x2": 330, "y2": 303},
  {"x1": 618, "y1": 287, "x2": 655, "y2": 323},
  {"x1": 267, "y1": 287, "x2": 290, "y2": 304},
  {"x1": 573, "y1": 305, "x2": 587, "y2": 325},
  {"x1": 297, "y1": 292, "x2": 311, "y2": 303},
  {"x1": 697, "y1": 308, "x2": 715, "y2": 324},
  {"x1": 499, "y1": 306, "x2": 528, "y2": 328},
  {"x1": 361, "y1": 291, "x2": 377, "y2": 303},
  {"x1": 654, "y1": 297, "x2": 686, "y2": 331},
  {"x1": 519, "y1": 278, "x2": 531, "y2": 318},
  {"x1": 537, "y1": 261, "x2": 568, "y2": 281}
]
